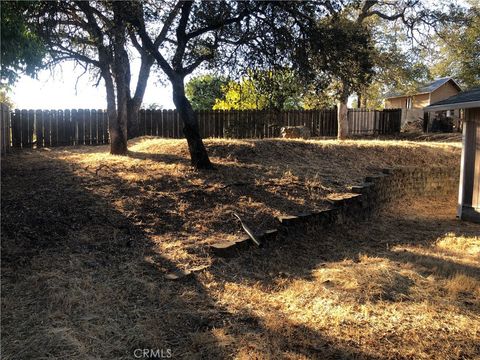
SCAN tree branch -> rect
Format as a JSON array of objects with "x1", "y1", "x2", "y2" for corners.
[
  {"x1": 186, "y1": 7, "x2": 252, "y2": 40},
  {"x1": 153, "y1": 1, "x2": 182, "y2": 47}
]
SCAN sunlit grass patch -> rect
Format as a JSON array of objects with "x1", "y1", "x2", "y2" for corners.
[{"x1": 436, "y1": 233, "x2": 480, "y2": 258}]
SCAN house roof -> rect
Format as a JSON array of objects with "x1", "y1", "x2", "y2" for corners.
[
  {"x1": 425, "y1": 87, "x2": 480, "y2": 111},
  {"x1": 385, "y1": 77, "x2": 462, "y2": 99}
]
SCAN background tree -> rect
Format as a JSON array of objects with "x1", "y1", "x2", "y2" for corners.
[
  {"x1": 185, "y1": 75, "x2": 228, "y2": 110},
  {"x1": 295, "y1": 16, "x2": 375, "y2": 138},
  {"x1": 356, "y1": 28, "x2": 432, "y2": 108},
  {"x1": 0, "y1": 89, "x2": 15, "y2": 108},
  {"x1": 248, "y1": 69, "x2": 303, "y2": 110},
  {"x1": 431, "y1": 5, "x2": 479, "y2": 89},
  {"x1": 309, "y1": 0, "x2": 465, "y2": 138},
  {"x1": 213, "y1": 78, "x2": 266, "y2": 110},
  {"x1": 349, "y1": 0, "x2": 472, "y2": 109},
  {"x1": 213, "y1": 70, "x2": 302, "y2": 111},
  {"x1": 0, "y1": 1, "x2": 46, "y2": 86}
]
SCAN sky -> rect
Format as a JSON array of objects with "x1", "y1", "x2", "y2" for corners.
[
  {"x1": 10, "y1": 0, "x2": 471, "y2": 111},
  {"x1": 11, "y1": 58, "x2": 175, "y2": 110}
]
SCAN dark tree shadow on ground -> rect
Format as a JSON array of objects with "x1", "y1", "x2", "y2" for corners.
[{"x1": 1, "y1": 150, "x2": 383, "y2": 359}]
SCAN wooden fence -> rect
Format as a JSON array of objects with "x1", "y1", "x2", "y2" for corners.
[
  {"x1": 7, "y1": 108, "x2": 401, "y2": 148},
  {"x1": 10, "y1": 109, "x2": 109, "y2": 148},
  {"x1": 1, "y1": 103, "x2": 11, "y2": 156},
  {"x1": 348, "y1": 108, "x2": 401, "y2": 135}
]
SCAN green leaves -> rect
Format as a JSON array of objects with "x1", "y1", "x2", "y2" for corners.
[
  {"x1": 432, "y1": 7, "x2": 480, "y2": 89},
  {"x1": 0, "y1": 1, "x2": 46, "y2": 85},
  {"x1": 185, "y1": 75, "x2": 229, "y2": 111}
]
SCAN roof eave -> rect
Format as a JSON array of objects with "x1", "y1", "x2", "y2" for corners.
[
  {"x1": 425, "y1": 100, "x2": 480, "y2": 111},
  {"x1": 385, "y1": 92, "x2": 429, "y2": 100}
]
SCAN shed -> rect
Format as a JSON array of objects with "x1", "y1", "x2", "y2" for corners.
[{"x1": 425, "y1": 87, "x2": 480, "y2": 223}]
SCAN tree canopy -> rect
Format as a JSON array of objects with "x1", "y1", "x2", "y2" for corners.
[
  {"x1": 213, "y1": 70, "x2": 303, "y2": 111},
  {"x1": 431, "y1": 6, "x2": 480, "y2": 89},
  {"x1": 185, "y1": 75, "x2": 228, "y2": 111},
  {"x1": 0, "y1": 1, "x2": 46, "y2": 85}
]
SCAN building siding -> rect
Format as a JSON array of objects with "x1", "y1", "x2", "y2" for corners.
[
  {"x1": 385, "y1": 97, "x2": 405, "y2": 109},
  {"x1": 413, "y1": 93, "x2": 430, "y2": 108},
  {"x1": 430, "y1": 81, "x2": 461, "y2": 104},
  {"x1": 385, "y1": 79, "x2": 461, "y2": 110}
]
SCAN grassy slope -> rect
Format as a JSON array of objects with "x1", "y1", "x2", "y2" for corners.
[
  {"x1": 2, "y1": 138, "x2": 478, "y2": 359},
  {"x1": 18, "y1": 137, "x2": 462, "y2": 251}
]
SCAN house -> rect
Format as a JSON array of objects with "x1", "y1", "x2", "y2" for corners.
[
  {"x1": 425, "y1": 87, "x2": 480, "y2": 223},
  {"x1": 385, "y1": 77, "x2": 462, "y2": 126},
  {"x1": 385, "y1": 77, "x2": 462, "y2": 110}
]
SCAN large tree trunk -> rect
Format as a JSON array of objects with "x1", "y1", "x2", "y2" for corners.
[
  {"x1": 110, "y1": 89, "x2": 128, "y2": 155},
  {"x1": 127, "y1": 99, "x2": 140, "y2": 139},
  {"x1": 109, "y1": 4, "x2": 129, "y2": 155},
  {"x1": 98, "y1": 52, "x2": 122, "y2": 154},
  {"x1": 103, "y1": 69, "x2": 117, "y2": 148},
  {"x1": 127, "y1": 54, "x2": 153, "y2": 139},
  {"x1": 171, "y1": 76, "x2": 213, "y2": 169},
  {"x1": 337, "y1": 93, "x2": 349, "y2": 140}
]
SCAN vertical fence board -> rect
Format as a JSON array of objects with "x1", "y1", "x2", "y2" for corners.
[
  {"x1": 103, "y1": 110, "x2": 109, "y2": 143},
  {"x1": 11, "y1": 109, "x2": 21, "y2": 147},
  {"x1": 88, "y1": 109, "x2": 95, "y2": 145},
  {"x1": 96, "y1": 109, "x2": 103, "y2": 144},
  {"x1": 20, "y1": 110, "x2": 28, "y2": 148},
  {"x1": 57, "y1": 110, "x2": 65, "y2": 145},
  {"x1": 162, "y1": 109, "x2": 166, "y2": 136},
  {"x1": 145, "y1": 109, "x2": 152, "y2": 136},
  {"x1": 50, "y1": 110, "x2": 58, "y2": 147},
  {"x1": 26, "y1": 110, "x2": 35, "y2": 148},
  {"x1": 43, "y1": 110, "x2": 51, "y2": 147},
  {"x1": 85, "y1": 109, "x2": 91, "y2": 144},
  {"x1": 151, "y1": 110, "x2": 158, "y2": 136},
  {"x1": 176, "y1": 110, "x2": 181, "y2": 138},
  {"x1": 1, "y1": 104, "x2": 11, "y2": 154},
  {"x1": 138, "y1": 109, "x2": 146, "y2": 136},
  {"x1": 71, "y1": 109, "x2": 78, "y2": 145},
  {"x1": 78, "y1": 109, "x2": 85, "y2": 145},
  {"x1": 35, "y1": 110, "x2": 44, "y2": 148}
]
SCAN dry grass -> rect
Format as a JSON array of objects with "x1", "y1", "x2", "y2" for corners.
[
  {"x1": 215, "y1": 195, "x2": 480, "y2": 359},
  {"x1": 2, "y1": 137, "x2": 478, "y2": 359},
  {"x1": 13, "y1": 137, "x2": 462, "y2": 251}
]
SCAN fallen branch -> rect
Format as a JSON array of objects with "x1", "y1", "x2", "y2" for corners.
[{"x1": 233, "y1": 212, "x2": 261, "y2": 247}]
